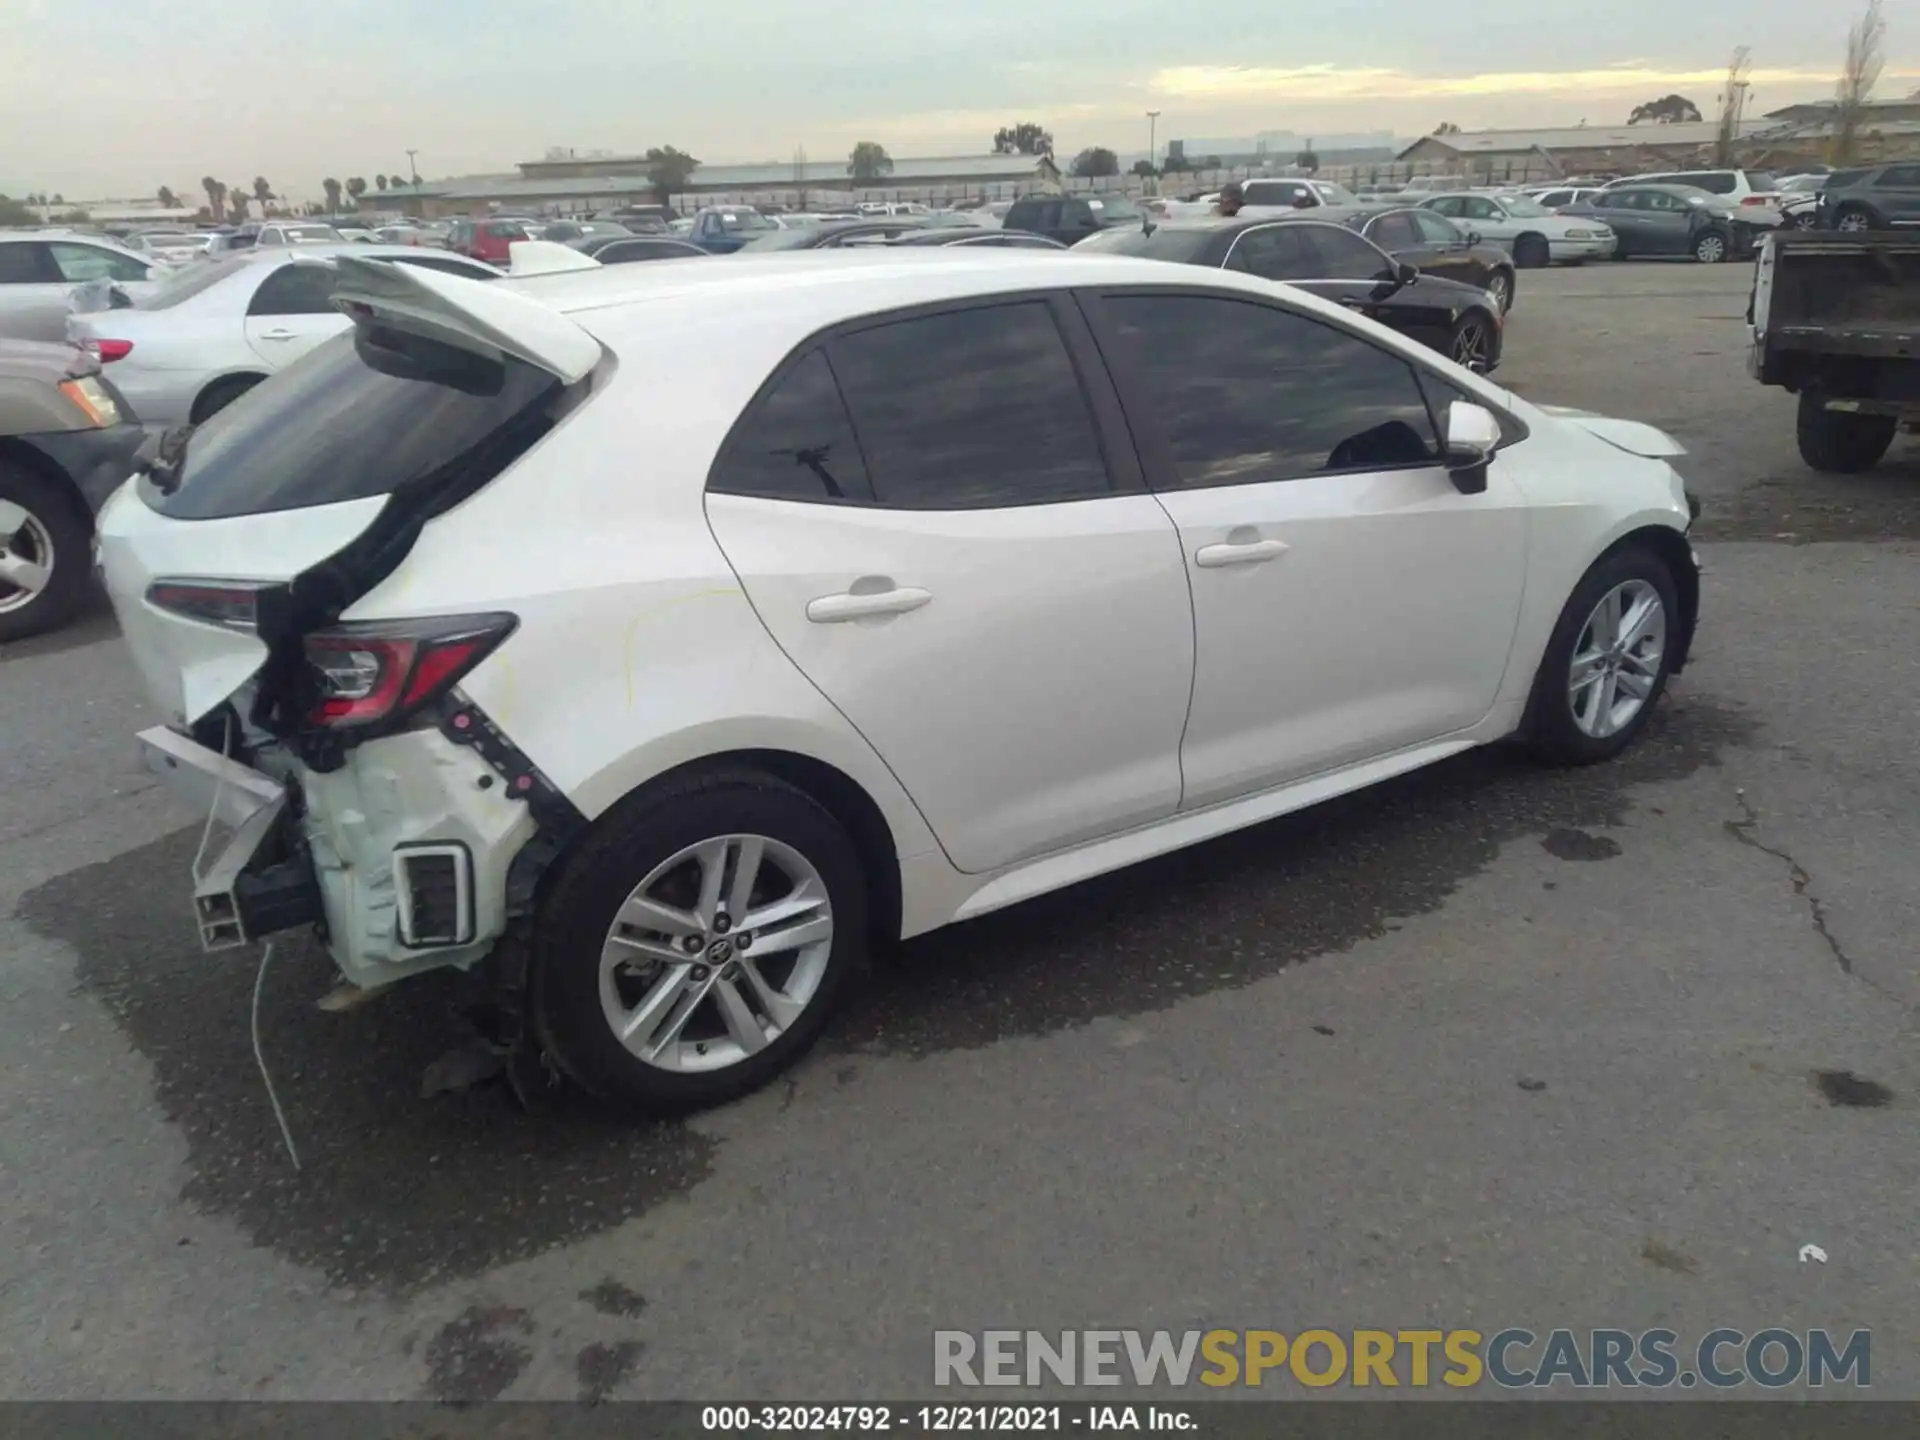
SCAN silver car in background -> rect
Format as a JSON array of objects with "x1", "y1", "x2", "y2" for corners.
[
  {"x1": 0, "y1": 231, "x2": 174, "y2": 342},
  {"x1": 1419, "y1": 192, "x2": 1617, "y2": 266}
]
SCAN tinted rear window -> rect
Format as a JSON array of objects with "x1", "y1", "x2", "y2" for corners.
[{"x1": 148, "y1": 329, "x2": 560, "y2": 519}]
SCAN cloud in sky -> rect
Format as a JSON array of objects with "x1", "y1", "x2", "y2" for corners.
[{"x1": 5, "y1": 0, "x2": 1914, "y2": 200}]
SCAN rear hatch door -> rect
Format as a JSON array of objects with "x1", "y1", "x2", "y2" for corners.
[{"x1": 97, "y1": 257, "x2": 602, "y2": 728}]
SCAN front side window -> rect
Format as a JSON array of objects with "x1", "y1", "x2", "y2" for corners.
[
  {"x1": 1364, "y1": 212, "x2": 1422, "y2": 249},
  {"x1": 1225, "y1": 225, "x2": 1316, "y2": 280},
  {"x1": 1298, "y1": 225, "x2": 1396, "y2": 281},
  {"x1": 829, "y1": 301, "x2": 1112, "y2": 509},
  {"x1": 1410, "y1": 211, "x2": 1462, "y2": 243},
  {"x1": 1426, "y1": 196, "x2": 1467, "y2": 218},
  {"x1": 49, "y1": 243, "x2": 149, "y2": 283},
  {"x1": 247, "y1": 262, "x2": 339, "y2": 316},
  {"x1": 1100, "y1": 293, "x2": 1443, "y2": 489}
]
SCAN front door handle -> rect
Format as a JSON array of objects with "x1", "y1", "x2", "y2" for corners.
[
  {"x1": 806, "y1": 586, "x2": 933, "y2": 623},
  {"x1": 259, "y1": 328, "x2": 297, "y2": 340},
  {"x1": 1194, "y1": 538, "x2": 1288, "y2": 568}
]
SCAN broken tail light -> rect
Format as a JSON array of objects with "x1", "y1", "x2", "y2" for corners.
[
  {"x1": 303, "y1": 613, "x2": 517, "y2": 730},
  {"x1": 147, "y1": 579, "x2": 272, "y2": 632}
]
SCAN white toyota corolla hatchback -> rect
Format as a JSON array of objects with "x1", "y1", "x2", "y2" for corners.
[{"x1": 97, "y1": 249, "x2": 1701, "y2": 1114}]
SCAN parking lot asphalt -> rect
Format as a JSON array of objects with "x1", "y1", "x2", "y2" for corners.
[{"x1": 2, "y1": 260, "x2": 1916, "y2": 1402}]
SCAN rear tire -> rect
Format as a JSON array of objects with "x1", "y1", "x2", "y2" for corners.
[
  {"x1": 1485, "y1": 267, "x2": 1516, "y2": 314},
  {"x1": 1796, "y1": 394, "x2": 1896, "y2": 474},
  {"x1": 532, "y1": 768, "x2": 869, "y2": 1116},
  {"x1": 1525, "y1": 546, "x2": 1680, "y2": 767},
  {"x1": 190, "y1": 373, "x2": 263, "y2": 423},
  {"x1": 1448, "y1": 313, "x2": 1496, "y2": 373},
  {"x1": 0, "y1": 462, "x2": 91, "y2": 644},
  {"x1": 1513, "y1": 233, "x2": 1550, "y2": 269},
  {"x1": 1831, "y1": 206, "x2": 1874, "y2": 233}
]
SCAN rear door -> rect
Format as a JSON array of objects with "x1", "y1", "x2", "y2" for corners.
[
  {"x1": 243, "y1": 262, "x2": 349, "y2": 367},
  {"x1": 1083, "y1": 286, "x2": 1527, "y2": 805},
  {"x1": 703, "y1": 295, "x2": 1195, "y2": 874}
]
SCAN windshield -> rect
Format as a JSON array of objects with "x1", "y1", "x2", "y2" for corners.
[
  {"x1": 285, "y1": 225, "x2": 341, "y2": 243},
  {"x1": 717, "y1": 211, "x2": 776, "y2": 233},
  {"x1": 1500, "y1": 197, "x2": 1552, "y2": 217},
  {"x1": 150, "y1": 327, "x2": 560, "y2": 519},
  {"x1": 1312, "y1": 182, "x2": 1359, "y2": 204},
  {"x1": 741, "y1": 226, "x2": 831, "y2": 250},
  {"x1": 1088, "y1": 194, "x2": 1142, "y2": 225}
]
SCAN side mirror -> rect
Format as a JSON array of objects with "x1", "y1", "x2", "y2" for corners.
[
  {"x1": 1443, "y1": 400, "x2": 1500, "y2": 495},
  {"x1": 1464, "y1": 229, "x2": 1482, "y2": 246},
  {"x1": 1395, "y1": 261, "x2": 1420, "y2": 286}
]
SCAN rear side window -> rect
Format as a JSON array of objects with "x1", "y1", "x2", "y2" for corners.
[
  {"x1": 248, "y1": 263, "x2": 338, "y2": 316},
  {"x1": 149, "y1": 329, "x2": 560, "y2": 519},
  {"x1": 711, "y1": 351, "x2": 872, "y2": 503},
  {"x1": 1877, "y1": 166, "x2": 1920, "y2": 188},
  {"x1": 143, "y1": 255, "x2": 255, "y2": 309},
  {"x1": 0, "y1": 242, "x2": 53, "y2": 284},
  {"x1": 50, "y1": 244, "x2": 149, "y2": 283},
  {"x1": 1100, "y1": 292, "x2": 1443, "y2": 488},
  {"x1": 829, "y1": 301, "x2": 1112, "y2": 509}
]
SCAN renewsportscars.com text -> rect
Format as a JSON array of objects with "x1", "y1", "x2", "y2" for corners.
[{"x1": 933, "y1": 1328, "x2": 1871, "y2": 1390}]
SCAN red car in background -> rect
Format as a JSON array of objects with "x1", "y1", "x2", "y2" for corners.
[{"x1": 446, "y1": 218, "x2": 532, "y2": 264}]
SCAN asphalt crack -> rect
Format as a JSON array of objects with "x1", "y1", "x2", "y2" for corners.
[{"x1": 1722, "y1": 789, "x2": 1851, "y2": 975}]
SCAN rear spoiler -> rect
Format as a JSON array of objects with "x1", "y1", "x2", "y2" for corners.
[{"x1": 330, "y1": 255, "x2": 602, "y2": 384}]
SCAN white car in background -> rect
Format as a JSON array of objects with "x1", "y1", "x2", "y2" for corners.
[
  {"x1": 1418, "y1": 192, "x2": 1617, "y2": 266},
  {"x1": 0, "y1": 231, "x2": 176, "y2": 342},
  {"x1": 65, "y1": 245, "x2": 497, "y2": 423},
  {"x1": 1527, "y1": 185, "x2": 1609, "y2": 212},
  {"x1": 98, "y1": 248, "x2": 1700, "y2": 1117}
]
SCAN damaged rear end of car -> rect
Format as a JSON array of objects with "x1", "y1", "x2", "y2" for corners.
[{"x1": 96, "y1": 256, "x2": 607, "y2": 994}]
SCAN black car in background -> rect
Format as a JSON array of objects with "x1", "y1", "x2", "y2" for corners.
[
  {"x1": 571, "y1": 234, "x2": 710, "y2": 264},
  {"x1": 1816, "y1": 164, "x2": 1920, "y2": 231},
  {"x1": 1321, "y1": 205, "x2": 1517, "y2": 314},
  {"x1": 1074, "y1": 217, "x2": 1504, "y2": 372},
  {"x1": 1003, "y1": 192, "x2": 1146, "y2": 245},
  {"x1": 1557, "y1": 184, "x2": 1761, "y2": 262}
]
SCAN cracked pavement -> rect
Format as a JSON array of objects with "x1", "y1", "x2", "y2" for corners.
[{"x1": 1, "y1": 263, "x2": 1916, "y2": 1401}]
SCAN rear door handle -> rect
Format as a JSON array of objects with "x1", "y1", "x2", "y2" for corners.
[
  {"x1": 806, "y1": 586, "x2": 932, "y2": 623},
  {"x1": 1194, "y1": 538, "x2": 1288, "y2": 568}
]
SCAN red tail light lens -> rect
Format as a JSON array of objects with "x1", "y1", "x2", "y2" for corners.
[
  {"x1": 147, "y1": 579, "x2": 269, "y2": 632},
  {"x1": 304, "y1": 613, "x2": 516, "y2": 730},
  {"x1": 91, "y1": 339, "x2": 134, "y2": 362},
  {"x1": 1740, "y1": 195, "x2": 1770, "y2": 207}
]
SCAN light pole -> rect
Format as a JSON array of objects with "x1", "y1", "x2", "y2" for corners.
[
  {"x1": 1146, "y1": 110, "x2": 1160, "y2": 171},
  {"x1": 405, "y1": 149, "x2": 421, "y2": 186}
]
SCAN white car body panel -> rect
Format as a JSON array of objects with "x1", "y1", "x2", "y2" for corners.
[
  {"x1": 101, "y1": 250, "x2": 1696, "y2": 982},
  {"x1": 1156, "y1": 459, "x2": 1528, "y2": 808}
]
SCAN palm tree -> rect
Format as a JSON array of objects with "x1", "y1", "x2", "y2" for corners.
[
  {"x1": 157, "y1": 185, "x2": 179, "y2": 210},
  {"x1": 227, "y1": 185, "x2": 250, "y2": 222},
  {"x1": 345, "y1": 177, "x2": 368, "y2": 205},
  {"x1": 323, "y1": 178, "x2": 343, "y2": 214},
  {"x1": 201, "y1": 176, "x2": 226, "y2": 221},
  {"x1": 252, "y1": 176, "x2": 273, "y2": 212},
  {"x1": 375, "y1": 174, "x2": 388, "y2": 191}
]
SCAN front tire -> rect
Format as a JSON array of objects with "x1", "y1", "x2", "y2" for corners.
[
  {"x1": 1513, "y1": 234, "x2": 1550, "y2": 269},
  {"x1": 0, "y1": 462, "x2": 91, "y2": 644},
  {"x1": 1692, "y1": 229, "x2": 1729, "y2": 264},
  {"x1": 1525, "y1": 547, "x2": 1680, "y2": 766},
  {"x1": 532, "y1": 769, "x2": 869, "y2": 1115},
  {"x1": 1796, "y1": 394, "x2": 1896, "y2": 473},
  {"x1": 1448, "y1": 313, "x2": 1496, "y2": 373}
]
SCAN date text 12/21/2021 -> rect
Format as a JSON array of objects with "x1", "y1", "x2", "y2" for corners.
[{"x1": 701, "y1": 1405, "x2": 1195, "y2": 1431}]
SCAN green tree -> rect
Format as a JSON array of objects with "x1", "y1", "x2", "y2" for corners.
[
  {"x1": 1432, "y1": 121, "x2": 1463, "y2": 135},
  {"x1": 157, "y1": 185, "x2": 179, "y2": 209},
  {"x1": 1294, "y1": 143, "x2": 1320, "y2": 173},
  {"x1": 1070, "y1": 147, "x2": 1119, "y2": 178},
  {"x1": 252, "y1": 176, "x2": 273, "y2": 209},
  {"x1": 644, "y1": 146, "x2": 700, "y2": 203},
  {"x1": 345, "y1": 177, "x2": 368, "y2": 205},
  {"x1": 50, "y1": 193, "x2": 63, "y2": 205},
  {"x1": 1131, "y1": 158, "x2": 1158, "y2": 177},
  {"x1": 323, "y1": 177, "x2": 343, "y2": 213},
  {"x1": 1627, "y1": 93, "x2": 1703, "y2": 124},
  {"x1": 0, "y1": 195, "x2": 35, "y2": 226},
  {"x1": 227, "y1": 187, "x2": 249, "y2": 222},
  {"x1": 375, "y1": 174, "x2": 389, "y2": 191},
  {"x1": 992, "y1": 122, "x2": 1053, "y2": 156},
  {"x1": 848, "y1": 141, "x2": 894, "y2": 183}
]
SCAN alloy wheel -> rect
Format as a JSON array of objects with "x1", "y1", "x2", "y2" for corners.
[
  {"x1": 1451, "y1": 321, "x2": 1491, "y2": 372},
  {"x1": 1568, "y1": 579, "x2": 1667, "y2": 739},
  {"x1": 1835, "y1": 212, "x2": 1870, "y2": 233},
  {"x1": 1487, "y1": 272, "x2": 1511, "y2": 313},
  {"x1": 0, "y1": 508, "x2": 53, "y2": 616},
  {"x1": 598, "y1": 833, "x2": 834, "y2": 1073},
  {"x1": 1694, "y1": 233, "x2": 1727, "y2": 264}
]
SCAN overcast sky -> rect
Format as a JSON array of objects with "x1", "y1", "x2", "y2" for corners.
[{"x1": 5, "y1": 0, "x2": 1912, "y2": 201}]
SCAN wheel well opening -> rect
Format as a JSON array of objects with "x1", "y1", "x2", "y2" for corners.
[
  {"x1": 544, "y1": 750, "x2": 906, "y2": 950},
  {"x1": 1603, "y1": 525, "x2": 1698, "y2": 672}
]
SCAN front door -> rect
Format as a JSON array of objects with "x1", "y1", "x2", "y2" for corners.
[
  {"x1": 243, "y1": 262, "x2": 349, "y2": 368},
  {"x1": 704, "y1": 296, "x2": 1195, "y2": 874},
  {"x1": 1085, "y1": 287, "x2": 1528, "y2": 808}
]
